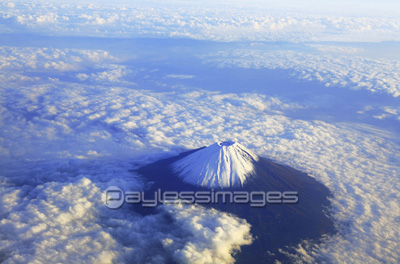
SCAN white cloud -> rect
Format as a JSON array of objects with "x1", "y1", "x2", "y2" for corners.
[
  {"x1": 163, "y1": 203, "x2": 253, "y2": 264},
  {"x1": 203, "y1": 47, "x2": 400, "y2": 97},
  {"x1": 36, "y1": 13, "x2": 58, "y2": 24},
  {"x1": 1, "y1": 1, "x2": 400, "y2": 42},
  {"x1": 166, "y1": 74, "x2": 195, "y2": 79},
  {"x1": 0, "y1": 47, "x2": 118, "y2": 72},
  {"x1": 92, "y1": 65, "x2": 130, "y2": 82},
  {"x1": 0, "y1": 176, "x2": 120, "y2": 263},
  {"x1": 0, "y1": 47, "x2": 129, "y2": 88},
  {"x1": 0, "y1": 6, "x2": 399, "y2": 261},
  {"x1": 11, "y1": 87, "x2": 399, "y2": 264},
  {"x1": 1, "y1": 45, "x2": 399, "y2": 261},
  {"x1": 0, "y1": 166, "x2": 252, "y2": 264}
]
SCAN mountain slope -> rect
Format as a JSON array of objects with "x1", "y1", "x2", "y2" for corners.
[
  {"x1": 171, "y1": 141, "x2": 259, "y2": 188},
  {"x1": 136, "y1": 142, "x2": 336, "y2": 263}
]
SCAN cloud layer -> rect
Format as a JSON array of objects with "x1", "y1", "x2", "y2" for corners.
[
  {"x1": 0, "y1": 160, "x2": 252, "y2": 264},
  {"x1": 204, "y1": 45, "x2": 400, "y2": 98},
  {"x1": 1, "y1": 0, "x2": 400, "y2": 261},
  {"x1": 1, "y1": 1, "x2": 400, "y2": 42},
  {"x1": 0, "y1": 44, "x2": 399, "y2": 263}
]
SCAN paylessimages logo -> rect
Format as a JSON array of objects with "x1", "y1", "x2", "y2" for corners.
[
  {"x1": 102, "y1": 186, "x2": 125, "y2": 209},
  {"x1": 102, "y1": 186, "x2": 298, "y2": 209}
]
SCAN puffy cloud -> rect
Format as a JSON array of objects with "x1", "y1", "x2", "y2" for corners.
[
  {"x1": 92, "y1": 65, "x2": 130, "y2": 82},
  {"x1": 0, "y1": 47, "x2": 117, "y2": 72},
  {"x1": 166, "y1": 74, "x2": 195, "y2": 79},
  {"x1": 163, "y1": 204, "x2": 253, "y2": 264},
  {"x1": 0, "y1": 166, "x2": 252, "y2": 264},
  {"x1": 0, "y1": 177, "x2": 119, "y2": 264},
  {"x1": 0, "y1": 47, "x2": 128, "y2": 87},
  {"x1": 1, "y1": 44, "x2": 399, "y2": 262},
  {"x1": 203, "y1": 46, "x2": 400, "y2": 97},
  {"x1": 1, "y1": 1, "x2": 400, "y2": 42},
  {"x1": 0, "y1": 4, "x2": 399, "y2": 261}
]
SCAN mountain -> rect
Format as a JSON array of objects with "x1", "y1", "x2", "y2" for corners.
[
  {"x1": 172, "y1": 141, "x2": 259, "y2": 188},
  {"x1": 135, "y1": 142, "x2": 336, "y2": 263}
]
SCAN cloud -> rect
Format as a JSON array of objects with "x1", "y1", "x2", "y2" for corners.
[
  {"x1": 309, "y1": 44, "x2": 363, "y2": 54},
  {"x1": 1, "y1": 46, "x2": 399, "y2": 261},
  {"x1": 92, "y1": 65, "x2": 130, "y2": 82},
  {"x1": 0, "y1": 47, "x2": 129, "y2": 87},
  {"x1": 164, "y1": 203, "x2": 253, "y2": 264},
  {"x1": 203, "y1": 46, "x2": 400, "y2": 97},
  {"x1": 166, "y1": 74, "x2": 195, "y2": 79},
  {"x1": 0, "y1": 164, "x2": 252, "y2": 264},
  {"x1": 0, "y1": 47, "x2": 118, "y2": 72},
  {"x1": 0, "y1": 10, "x2": 399, "y2": 262},
  {"x1": 1, "y1": 1, "x2": 400, "y2": 42},
  {"x1": 1, "y1": 179, "x2": 121, "y2": 263}
]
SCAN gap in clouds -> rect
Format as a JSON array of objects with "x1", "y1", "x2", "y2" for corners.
[{"x1": 1, "y1": 35, "x2": 398, "y2": 135}]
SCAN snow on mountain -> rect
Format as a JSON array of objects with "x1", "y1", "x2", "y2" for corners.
[{"x1": 172, "y1": 141, "x2": 259, "y2": 188}]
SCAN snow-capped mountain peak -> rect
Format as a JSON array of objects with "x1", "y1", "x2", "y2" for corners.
[{"x1": 172, "y1": 141, "x2": 259, "y2": 188}]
